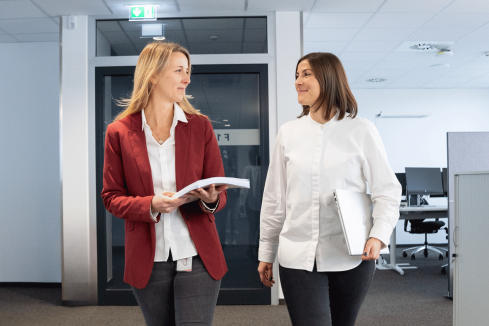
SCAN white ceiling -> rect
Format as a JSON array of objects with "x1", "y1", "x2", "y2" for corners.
[{"x1": 0, "y1": 0, "x2": 488, "y2": 89}]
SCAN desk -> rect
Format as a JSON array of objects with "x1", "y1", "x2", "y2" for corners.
[{"x1": 376, "y1": 205, "x2": 448, "y2": 275}]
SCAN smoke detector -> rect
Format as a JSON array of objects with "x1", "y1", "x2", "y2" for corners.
[
  {"x1": 209, "y1": 35, "x2": 219, "y2": 41},
  {"x1": 436, "y1": 49, "x2": 453, "y2": 57},
  {"x1": 366, "y1": 78, "x2": 387, "y2": 83}
]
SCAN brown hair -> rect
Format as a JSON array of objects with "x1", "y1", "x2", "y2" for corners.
[
  {"x1": 296, "y1": 52, "x2": 357, "y2": 121},
  {"x1": 114, "y1": 42, "x2": 205, "y2": 121}
]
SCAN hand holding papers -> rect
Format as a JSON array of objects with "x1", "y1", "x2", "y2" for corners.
[{"x1": 172, "y1": 177, "x2": 250, "y2": 203}]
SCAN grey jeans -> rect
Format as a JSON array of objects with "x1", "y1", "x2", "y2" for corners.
[
  {"x1": 279, "y1": 260, "x2": 375, "y2": 326},
  {"x1": 131, "y1": 254, "x2": 221, "y2": 326}
]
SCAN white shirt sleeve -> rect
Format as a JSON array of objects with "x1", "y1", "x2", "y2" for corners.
[
  {"x1": 149, "y1": 202, "x2": 159, "y2": 222},
  {"x1": 259, "y1": 129, "x2": 287, "y2": 263},
  {"x1": 362, "y1": 123, "x2": 402, "y2": 248}
]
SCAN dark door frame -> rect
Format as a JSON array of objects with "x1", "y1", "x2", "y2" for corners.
[{"x1": 96, "y1": 64, "x2": 270, "y2": 306}]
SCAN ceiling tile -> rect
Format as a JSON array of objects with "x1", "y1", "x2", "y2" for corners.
[
  {"x1": 353, "y1": 28, "x2": 417, "y2": 41},
  {"x1": 341, "y1": 61, "x2": 378, "y2": 70},
  {"x1": 189, "y1": 42, "x2": 242, "y2": 54},
  {"x1": 0, "y1": 34, "x2": 18, "y2": 42},
  {"x1": 472, "y1": 55, "x2": 489, "y2": 62},
  {"x1": 304, "y1": 29, "x2": 359, "y2": 42},
  {"x1": 101, "y1": 31, "x2": 130, "y2": 44},
  {"x1": 303, "y1": 41, "x2": 348, "y2": 53},
  {"x1": 407, "y1": 28, "x2": 473, "y2": 42},
  {"x1": 373, "y1": 61, "x2": 423, "y2": 70},
  {"x1": 0, "y1": 29, "x2": 5, "y2": 34},
  {"x1": 415, "y1": 60, "x2": 465, "y2": 70},
  {"x1": 345, "y1": 70, "x2": 371, "y2": 78},
  {"x1": 97, "y1": 20, "x2": 123, "y2": 33},
  {"x1": 178, "y1": 0, "x2": 245, "y2": 12},
  {"x1": 244, "y1": 28, "x2": 266, "y2": 42},
  {"x1": 468, "y1": 74, "x2": 489, "y2": 83},
  {"x1": 384, "y1": 83, "x2": 422, "y2": 89},
  {"x1": 111, "y1": 43, "x2": 137, "y2": 56},
  {"x1": 305, "y1": 13, "x2": 373, "y2": 29},
  {"x1": 245, "y1": 17, "x2": 267, "y2": 29},
  {"x1": 312, "y1": 0, "x2": 384, "y2": 12},
  {"x1": 382, "y1": 52, "x2": 433, "y2": 61},
  {"x1": 455, "y1": 25, "x2": 489, "y2": 43},
  {"x1": 33, "y1": 0, "x2": 111, "y2": 16},
  {"x1": 394, "y1": 75, "x2": 438, "y2": 83},
  {"x1": 362, "y1": 69, "x2": 410, "y2": 78},
  {"x1": 459, "y1": 61, "x2": 489, "y2": 70},
  {"x1": 339, "y1": 52, "x2": 388, "y2": 62},
  {"x1": 450, "y1": 41, "x2": 489, "y2": 52},
  {"x1": 379, "y1": 0, "x2": 453, "y2": 13},
  {"x1": 182, "y1": 18, "x2": 244, "y2": 30},
  {"x1": 0, "y1": 1, "x2": 46, "y2": 19},
  {"x1": 343, "y1": 41, "x2": 403, "y2": 52},
  {"x1": 403, "y1": 69, "x2": 452, "y2": 77},
  {"x1": 185, "y1": 29, "x2": 243, "y2": 44},
  {"x1": 350, "y1": 83, "x2": 386, "y2": 89},
  {"x1": 242, "y1": 42, "x2": 266, "y2": 53},
  {"x1": 247, "y1": 0, "x2": 315, "y2": 11},
  {"x1": 423, "y1": 13, "x2": 489, "y2": 29},
  {"x1": 422, "y1": 81, "x2": 463, "y2": 88},
  {"x1": 431, "y1": 76, "x2": 476, "y2": 84},
  {"x1": 105, "y1": 1, "x2": 179, "y2": 15},
  {"x1": 0, "y1": 18, "x2": 58, "y2": 34},
  {"x1": 13, "y1": 32, "x2": 59, "y2": 42},
  {"x1": 456, "y1": 83, "x2": 489, "y2": 88},
  {"x1": 364, "y1": 13, "x2": 436, "y2": 28},
  {"x1": 444, "y1": 69, "x2": 489, "y2": 77},
  {"x1": 443, "y1": 0, "x2": 489, "y2": 13}
]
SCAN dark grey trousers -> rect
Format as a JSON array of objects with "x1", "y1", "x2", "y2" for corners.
[
  {"x1": 131, "y1": 255, "x2": 221, "y2": 326},
  {"x1": 279, "y1": 260, "x2": 375, "y2": 326}
]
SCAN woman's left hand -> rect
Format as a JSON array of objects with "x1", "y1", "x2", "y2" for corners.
[
  {"x1": 362, "y1": 237, "x2": 382, "y2": 261},
  {"x1": 189, "y1": 184, "x2": 228, "y2": 204}
]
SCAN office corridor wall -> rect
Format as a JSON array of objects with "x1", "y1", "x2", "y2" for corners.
[{"x1": 0, "y1": 42, "x2": 61, "y2": 282}]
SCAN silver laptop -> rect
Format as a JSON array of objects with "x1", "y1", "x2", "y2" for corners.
[{"x1": 333, "y1": 189, "x2": 374, "y2": 256}]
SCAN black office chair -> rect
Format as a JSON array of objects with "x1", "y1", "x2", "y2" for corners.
[{"x1": 402, "y1": 218, "x2": 449, "y2": 260}]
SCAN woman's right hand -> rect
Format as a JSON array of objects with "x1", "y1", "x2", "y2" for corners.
[
  {"x1": 151, "y1": 192, "x2": 187, "y2": 214},
  {"x1": 258, "y1": 262, "x2": 275, "y2": 287}
]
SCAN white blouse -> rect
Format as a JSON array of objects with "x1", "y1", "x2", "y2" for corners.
[
  {"x1": 258, "y1": 112, "x2": 401, "y2": 272},
  {"x1": 142, "y1": 104, "x2": 198, "y2": 262}
]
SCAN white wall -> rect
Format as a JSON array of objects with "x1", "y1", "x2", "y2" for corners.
[
  {"x1": 0, "y1": 42, "x2": 60, "y2": 282},
  {"x1": 353, "y1": 89, "x2": 489, "y2": 245}
]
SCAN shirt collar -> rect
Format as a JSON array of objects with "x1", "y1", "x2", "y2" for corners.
[{"x1": 141, "y1": 103, "x2": 188, "y2": 131}]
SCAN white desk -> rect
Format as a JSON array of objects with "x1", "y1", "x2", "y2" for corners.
[{"x1": 376, "y1": 205, "x2": 448, "y2": 275}]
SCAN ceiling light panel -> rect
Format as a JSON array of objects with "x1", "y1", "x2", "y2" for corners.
[
  {"x1": 305, "y1": 13, "x2": 373, "y2": 29},
  {"x1": 0, "y1": 1, "x2": 46, "y2": 19},
  {"x1": 353, "y1": 28, "x2": 418, "y2": 41},
  {"x1": 304, "y1": 29, "x2": 359, "y2": 42},
  {"x1": 247, "y1": 0, "x2": 316, "y2": 11},
  {"x1": 423, "y1": 13, "x2": 489, "y2": 29},
  {"x1": 363, "y1": 13, "x2": 437, "y2": 28},
  {"x1": 379, "y1": 0, "x2": 453, "y2": 13},
  {"x1": 312, "y1": 0, "x2": 385, "y2": 13},
  {"x1": 0, "y1": 18, "x2": 58, "y2": 34},
  {"x1": 33, "y1": 0, "x2": 111, "y2": 16}
]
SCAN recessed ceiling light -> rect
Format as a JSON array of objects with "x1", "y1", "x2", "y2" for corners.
[
  {"x1": 153, "y1": 36, "x2": 165, "y2": 41},
  {"x1": 224, "y1": 124, "x2": 231, "y2": 127},
  {"x1": 366, "y1": 78, "x2": 387, "y2": 83},
  {"x1": 431, "y1": 64, "x2": 450, "y2": 68},
  {"x1": 209, "y1": 35, "x2": 219, "y2": 41},
  {"x1": 223, "y1": 120, "x2": 228, "y2": 121}
]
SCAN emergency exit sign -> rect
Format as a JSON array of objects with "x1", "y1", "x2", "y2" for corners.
[{"x1": 129, "y1": 5, "x2": 156, "y2": 21}]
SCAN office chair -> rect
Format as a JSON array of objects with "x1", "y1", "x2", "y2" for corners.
[{"x1": 402, "y1": 217, "x2": 449, "y2": 260}]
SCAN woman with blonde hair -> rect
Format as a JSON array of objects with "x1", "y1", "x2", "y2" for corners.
[
  {"x1": 258, "y1": 52, "x2": 401, "y2": 326},
  {"x1": 101, "y1": 42, "x2": 228, "y2": 326}
]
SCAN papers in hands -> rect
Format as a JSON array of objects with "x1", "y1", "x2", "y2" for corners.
[{"x1": 171, "y1": 177, "x2": 250, "y2": 202}]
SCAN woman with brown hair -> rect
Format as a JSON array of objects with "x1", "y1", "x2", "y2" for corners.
[
  {"x1": 101, "y1": 42, "x2": 227, "y2": 326},
  {"x1": 258, "y1": 52, "x2": 401, "y2": 326}
]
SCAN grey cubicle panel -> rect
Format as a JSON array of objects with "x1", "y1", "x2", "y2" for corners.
[
  {"x1": 447, "y1": 132, "x2": 489, "y2": 298},
  {"x1": 453, "y1": 172, "x2": 489, "y2": 325}
]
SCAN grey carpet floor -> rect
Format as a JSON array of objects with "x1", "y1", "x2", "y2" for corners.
[{"x1": 0, "y1": 246, "x2": 452, "y2": 326}]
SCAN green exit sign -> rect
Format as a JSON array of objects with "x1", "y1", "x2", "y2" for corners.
[{"x1": 129, "y1": 5, "x2": 156, "y2": 21}]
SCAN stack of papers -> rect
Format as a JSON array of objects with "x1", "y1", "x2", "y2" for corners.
[{"x1": 172, "y1": 177, "x2": 250, "y2": 200}]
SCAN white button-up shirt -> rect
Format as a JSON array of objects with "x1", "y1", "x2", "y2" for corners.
[
  {"x1": 142, "y1": 104, "x2": 198, "y2": 262},
  {"x1": 259, "y1": 113, "x2": 401, "y2": 272}
]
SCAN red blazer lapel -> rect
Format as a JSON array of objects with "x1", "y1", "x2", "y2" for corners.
[
  {"x1": 128, "y1": 112, "x2": 154, "y2": 196},
  {"x1": 175, "y1": 119, "x2": 190, "y2": 191}
]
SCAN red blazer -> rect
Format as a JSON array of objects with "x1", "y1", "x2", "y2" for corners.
[{"x1": 101, "y1": 111, "x2": 228, "y2": 289}]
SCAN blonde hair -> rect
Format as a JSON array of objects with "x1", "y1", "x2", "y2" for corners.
[{"x1": 114, "y1": 42, "x2": 204, "y2": 121}]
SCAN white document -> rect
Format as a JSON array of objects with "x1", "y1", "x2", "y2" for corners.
[
  {"x1": 172, "y1": 177, "x2": 250, "y2": 200},
  {"x1": 333, "y1": 189, "x2": 374, "y2": 256}
]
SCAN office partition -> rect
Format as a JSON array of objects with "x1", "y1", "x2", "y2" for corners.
[{"x1": 447, "y1": 132, "x2": 489, "y2": 298}]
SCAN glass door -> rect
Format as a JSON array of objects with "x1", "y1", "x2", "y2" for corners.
[{"x1": 96, "y1": 64, "x2": 269, "y2": 305}]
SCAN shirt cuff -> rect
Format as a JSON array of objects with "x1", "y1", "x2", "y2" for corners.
[
  {"x1": 149, "y1": 202, "x2": 159, "y2": 222},
  {"x1": 200, "y1": 197, "x2": 219, "y2": 213}
]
